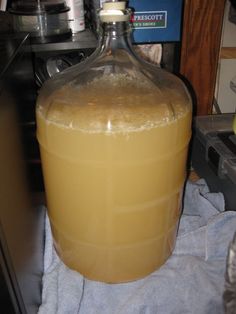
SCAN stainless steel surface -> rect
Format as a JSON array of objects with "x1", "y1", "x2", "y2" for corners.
[
  {"x1": 0, "y1": 33, "x2": 45, "y2": 314},
  {"x1": 46, "y1": 56, "x2": 73, "y2": 77}
]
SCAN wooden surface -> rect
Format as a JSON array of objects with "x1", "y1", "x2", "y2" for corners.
[
  {"x1": 180, "y1": 0, "x2": 226, "y2": 115},
  {"x1": 220, "y1": 47, "x2": 236, "y2": 59}
]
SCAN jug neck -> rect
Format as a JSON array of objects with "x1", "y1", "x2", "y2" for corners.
[{"x1": 99, "y1": 21, "x2": 133, "y2": 55}]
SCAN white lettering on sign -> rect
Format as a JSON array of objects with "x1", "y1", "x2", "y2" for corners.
[{"x1": 134, "y1": 14, "x2": 165, "y2": 22}]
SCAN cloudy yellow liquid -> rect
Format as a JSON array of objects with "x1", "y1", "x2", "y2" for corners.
[{"x1": 36, "y1": 75, "x2": 192, "y2": 282}]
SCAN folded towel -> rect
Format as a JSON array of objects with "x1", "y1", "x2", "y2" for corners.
[{"x1": 38, "y1": 179, "x2": 236, "y2": 314}]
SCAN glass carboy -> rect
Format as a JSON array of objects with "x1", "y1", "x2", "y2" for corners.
[{"x1": 36, "y1": 1, "x2": 192, "y2": 282}]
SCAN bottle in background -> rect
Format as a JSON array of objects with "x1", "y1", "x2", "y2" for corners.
[{"x1": 66, "y1": 0, "x2": 85, "y2": 33}]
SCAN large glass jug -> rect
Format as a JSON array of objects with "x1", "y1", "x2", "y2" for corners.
[{"x1": 36, "y1": 1, "x2": 192, "y2": 283}]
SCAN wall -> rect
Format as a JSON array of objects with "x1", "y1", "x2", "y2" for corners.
[{"x1": 215, "y1": 0, "x2": 236, "y2": 113}]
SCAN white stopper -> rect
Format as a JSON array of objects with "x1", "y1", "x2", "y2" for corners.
[
  {"x1": 99, "y1": 1, "x2": 129, "y2": 23},
  {"x1": 103, "y1": 2, "x2": 126, "y2": 11}
]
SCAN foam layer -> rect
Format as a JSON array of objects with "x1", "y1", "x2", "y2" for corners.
[{"x1": 37, "y1": 74, "x2": 190, "y2": 133}]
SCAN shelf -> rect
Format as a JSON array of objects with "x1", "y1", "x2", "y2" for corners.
[
  {"x1": 31, "y1": 29, "x2": 97, "y2": 53},
  {"x1": 220, "y1": 47, "x2": 236, "y2": 59}
]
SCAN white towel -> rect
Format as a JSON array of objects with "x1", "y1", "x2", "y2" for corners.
[{"x1": 38, "y1": 179, "x2": 236, "y2": 314}]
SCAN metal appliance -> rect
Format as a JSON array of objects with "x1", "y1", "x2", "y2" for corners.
[{"x1": 0, "y1": 33, "x2": 44, "y2": 314}]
